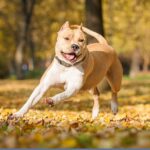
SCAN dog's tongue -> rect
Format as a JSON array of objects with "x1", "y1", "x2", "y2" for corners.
[{"x1": 64, "y1": 53, "x2": 76, "y2": 60}]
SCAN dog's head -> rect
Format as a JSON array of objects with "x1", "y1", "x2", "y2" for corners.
[{"x1": 55, "y1": 21, "x2": 87, "y2": 64}]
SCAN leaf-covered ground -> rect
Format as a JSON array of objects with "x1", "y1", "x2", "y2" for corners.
[{"x1": 0, "y1": 78, "x2": 150, "y2": 148}]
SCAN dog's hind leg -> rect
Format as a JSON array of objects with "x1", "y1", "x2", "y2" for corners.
[
  {"x1": 110, "y1": 92, "x2": 118, "y2": 115},
  {"x1": 89, "y1": 87, "x2": 100, "y2": 119},
  {"x1": 106, "y1": 58, "x2": 123, "y2": 114}
]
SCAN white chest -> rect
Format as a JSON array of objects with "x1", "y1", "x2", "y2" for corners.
[
  {"x1": 60, "y1": 65, "x2": 84, "y2": 84},
  {"x1": 46, "y1": 60, "x2": 84, "y2": 89}
]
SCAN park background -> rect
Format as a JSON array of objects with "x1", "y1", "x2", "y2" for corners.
[{"x1": 0, "y1": 0, "x2": 150, "y2": 148}]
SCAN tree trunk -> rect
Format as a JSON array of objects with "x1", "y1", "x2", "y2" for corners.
[
  {"x1": 107, "y1": 0, "x2": 114, "y2": 45},
  {"x1": 85, "y1": 0, "x2": 110, "y2": 91},
  {"x1": 15, "y1": 35, "x2": 26, "y2": 79},
  {"x1": 15, "y1": 0, "x2": 36, "y2": 79},
  {"x1": 143, "y1": 55, "x2": 149, "y2": 72},
  {"x1": 130, "y1": 49, "x2": 141, "y2": 78},
  {"x1": 85, "y1": 0, "x2": 104, "y2": 43},
  {"x1": 28, "y1": 35, "x2": 35, "y2": 71}
]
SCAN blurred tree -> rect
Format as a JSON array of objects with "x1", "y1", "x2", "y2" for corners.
[
  {"x1": 129, "y1": 0, "x2": 143, "y2": 77},
  {"x1": 103, "y1": 0, "x2": 150, "y2": 76},
  {"x1": 85, "y1": 0, "x2": 104, "y2": 43},
  {"x1": 129, "y1": 0, "x2": 150, "y2": 77},
  {"x1": 107, "y1": 0, "x2": 114, "y2": 45},
  {"x1": 0, "y1": 0, "x2": 149, "y2": 79},
  {"x1": 85, "y1": 0, "x2": 110, "y2": 91},
  {"x1": 15, "y1": 0, "x2": 36, "y2": 79},
  {"x1": 138, "y1": 1, "x2": 150, "y2": 72},
  {"x1": 0, "y1": 0, "x2": 18, "y2": 77}
]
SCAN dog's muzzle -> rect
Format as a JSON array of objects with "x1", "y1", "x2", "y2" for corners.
[{"x1": 71, "y1": 44, "x2": 79, "y2": 51}]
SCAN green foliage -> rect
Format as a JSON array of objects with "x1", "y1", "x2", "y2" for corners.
[{"x1": 24, "y1": 69, "x2": 44, "y2": 79}]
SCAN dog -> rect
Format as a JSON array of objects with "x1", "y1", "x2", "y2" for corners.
[{"x1": 9, "y1": 21, "x2": 123, "y2": 119}]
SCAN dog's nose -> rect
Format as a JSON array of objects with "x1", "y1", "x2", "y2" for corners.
[{"x1": 71, "y1": 44, "x2": 79, "y2": 51}]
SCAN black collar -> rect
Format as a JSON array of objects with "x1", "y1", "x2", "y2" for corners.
[{"x1": 55, "y1": 55, "x2": 86, "y2": 67}]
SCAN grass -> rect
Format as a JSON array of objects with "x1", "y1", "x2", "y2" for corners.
[
  {"x1": 0, "y1": 77, "x2": 150, "y2": 148},
  {"x1": 123, "y1": 72, "x2": 150, "y2": 80}
]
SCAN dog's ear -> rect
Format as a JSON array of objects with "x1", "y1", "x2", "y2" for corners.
[
  {"x1": 59, "y1": 21, "x2": 70, "y2": 31},
  {"x1": 79, "y1": 23, "x2": 83, "y2": 31}
]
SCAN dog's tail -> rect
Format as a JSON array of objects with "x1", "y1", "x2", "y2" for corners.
[{"x1": 71, "y1": 25, "x2": 108, "y2": 45}]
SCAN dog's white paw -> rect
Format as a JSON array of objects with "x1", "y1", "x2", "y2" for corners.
[
  {"x1": 92, "y1": 108, "x2": 99, "y2": 119},
  {"x1": 111, "y1": 101, "x2": 118, "y2": 115}
]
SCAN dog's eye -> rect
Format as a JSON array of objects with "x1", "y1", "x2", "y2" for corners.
[
  {"x1": 79, "y1": 39, "x2": 84, "y2": 42},
  {"x1": 64, "y1": 37, "x2": 69, "y2": 40}
]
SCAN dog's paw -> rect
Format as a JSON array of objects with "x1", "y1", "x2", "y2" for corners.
[
  {"x1": 111, "y1": 101, "x2": 118, "y2": 115},
  {"x1": 43, "y1": 97, "x2": 54, "y2": 107},
  {"x1": 8, "y1": 112, "x2": 23, "y2": 120}
]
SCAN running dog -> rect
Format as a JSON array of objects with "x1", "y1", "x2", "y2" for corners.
[{"x1": 9, "y1": 21, "x2": 123, "y2": 119}]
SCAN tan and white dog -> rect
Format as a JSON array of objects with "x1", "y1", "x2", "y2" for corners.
[{"x1": 9, "y1": 21, "x2": 123, "y2": 119}]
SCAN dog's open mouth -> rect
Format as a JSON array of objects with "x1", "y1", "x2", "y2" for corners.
[{"x1": 61, "y1": 52, "x2": 77, "y2": 62}]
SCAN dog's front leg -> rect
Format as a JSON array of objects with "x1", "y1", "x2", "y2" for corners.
[
  {"x1": 10, "y1": 82, "x2": 52, "y2": 118},
  {"x1": 52, "y1": 88, "x2": 78, "y2": 104},
  {"x1": 9, "y1": 67, "x2": 58, "y2": 118},
  {"x1": 89, "y1": 87, "x2": 100, "y2": 119},
  {"x1": 46, "y1": 81, "x2": 82, "y2": 105}
]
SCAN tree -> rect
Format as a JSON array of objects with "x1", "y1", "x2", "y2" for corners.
[
  {"x1": 103, "y1": 0, "x2": 150, "y2": 76},
  {"x1": 85, "y1": 0, "x2": 104, "y2": 43},
  {"x1": 85, "y1": 0, "x2": 110, "y2": 91},
  {"x1": 15, "y1": 0, "x2": 36, "y2": 79}
]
